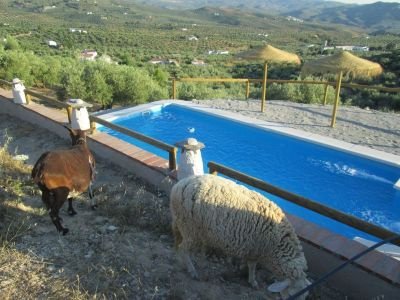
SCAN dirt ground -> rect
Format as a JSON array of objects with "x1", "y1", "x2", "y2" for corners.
[{"x1": 0, "y1": 113, "x2": 346, "y2": 299}]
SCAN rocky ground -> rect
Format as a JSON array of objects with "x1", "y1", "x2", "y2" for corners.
[{"x1": 0, "y1": 111, "x2": 348, "y2": 299}]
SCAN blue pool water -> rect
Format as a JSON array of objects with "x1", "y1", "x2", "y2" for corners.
[{"x1": 99, "y1": 104, "x2": 400, "y2": 241}]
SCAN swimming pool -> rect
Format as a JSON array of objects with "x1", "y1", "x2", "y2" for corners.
[{"x1": 98, "y1": 101, "x2": 400, "y2": 241}]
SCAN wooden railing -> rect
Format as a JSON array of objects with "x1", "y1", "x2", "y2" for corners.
[
  {"x1": 171, "y1": 64, "x2": 400, "y2": 128},
  {"x1": 0, "y1": 81, "x2": 178, "y2": 170},
  {"x1": 208, "y1": 161, "x2": 400, "y2": 247},
  {"x1": 90, "y1": 115, "x2": 177, "y2": 170}
]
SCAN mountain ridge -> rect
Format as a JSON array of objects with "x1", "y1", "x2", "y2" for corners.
[{"x1": 135, "y1": 0, "x2": 400, "y2": 32}]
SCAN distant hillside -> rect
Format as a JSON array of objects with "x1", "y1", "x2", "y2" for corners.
[
  {"x1": 4, "y1": 0, "x2": 400, "y2": 33},
  {"x1": 136, "y1": 0, "x2": 400, "y2": 33},
  {"x1": 137, "y1": 0, "x2": 339, "y2": 13},
  {"x1": 287, "y1": 2, "x2": 400, "y2": 33}
]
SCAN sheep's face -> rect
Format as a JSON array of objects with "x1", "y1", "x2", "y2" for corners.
[{"x1": 267, "y1": 278, "x2": 311, "y2": 300}]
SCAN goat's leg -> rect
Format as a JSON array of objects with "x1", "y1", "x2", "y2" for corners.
[
  {"x1": 41, "y1": 189, "x2": 52, "y2": 210},
  {"x1": 50, "y1": 188, "x2": 70, "y2": 235},
  {"x1": 67, "y1": 197, "x2": 77, "y2": 216}
]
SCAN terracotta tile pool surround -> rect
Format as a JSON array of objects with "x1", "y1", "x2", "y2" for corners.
[{"x1": 1, "y1": 90, "x2": 399, "y2": 297}]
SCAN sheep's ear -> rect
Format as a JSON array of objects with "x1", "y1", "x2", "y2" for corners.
[{"x1": 267, "y1": 279, "x2": 291, "y2": 293}]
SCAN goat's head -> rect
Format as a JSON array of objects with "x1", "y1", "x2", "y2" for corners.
[{"x1": 64, "y1": 126, "x2": 87, "y2": 146}]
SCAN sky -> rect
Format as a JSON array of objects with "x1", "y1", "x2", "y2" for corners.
[{"x1": 333, "y1": 0, "x2": 400, "y2": 3}]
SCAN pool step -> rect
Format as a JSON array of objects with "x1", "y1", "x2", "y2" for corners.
[
  {"x1": 354, "y1": 237, "x2": 400, "y2": 261},
  {"x1": 395, "y1": 178, "x2": 400, "y2": 190}
]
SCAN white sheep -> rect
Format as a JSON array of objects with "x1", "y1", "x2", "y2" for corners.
[{"x1": 170, "y1": 174, "x2": 310, "y2": 299}]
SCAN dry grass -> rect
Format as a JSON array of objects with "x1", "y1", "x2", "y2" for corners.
[
  {"x1": 94, "y1": 179, "x2": 171, "y2": 234},
  {"x1": 0, "y1": 246, "x2": 90, "y2": 300},
  {"x1": 0, "y1": 138, "x2": 90, "y2": 299}
]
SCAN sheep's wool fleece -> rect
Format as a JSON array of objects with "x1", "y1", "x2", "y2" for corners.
[{"x1": 170, "y1": 174, "x2": 307, "y2": 280}]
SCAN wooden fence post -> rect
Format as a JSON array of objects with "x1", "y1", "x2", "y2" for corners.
[
  {"x1": 330, "y1": 71, "x2": 343, "y2": 128},
  {"x1": 169, "y1": 147, "x2": 177, "y2": 170},
  {"x1": 323, "y1": 83, "x2": 329, "y2": 105},
  {"x1": 67, "y1": 106, "x2": 72, "y2": 124},
  {"x1": 261, "y1": 62, "x2": 268, "y2": 112},
  {"x1": 246, "y1": 80, "x2": 250, "y2": 99},
  {"x1": 25, "y1": 93, "x2": 31, "y2": 104},
  {"x1": 90, "y1": 120, "x2": 97, "y2": 134},
  {"x1": 172, "y1": 79, "x2": 177, "y2": 99}
]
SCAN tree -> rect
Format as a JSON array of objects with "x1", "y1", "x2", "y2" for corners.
[{"x1": 4, "y1": 36, "x2": 20, "y2": 51}]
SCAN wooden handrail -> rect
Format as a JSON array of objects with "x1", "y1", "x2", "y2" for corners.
[
  {"x1": 0, "y1": 79, "x2": 12, "y2": 86},
  {"x1": 24, "y1": 89, "x2": 69, "y2": 108},
  {"x1": 208, "y1": 161, "x2": 400, "y2": 247},
  {"x1": 90, "y1": 115, "x2": 177, "y2": 170},
  {"x1": 6, "y1": 86, "x2": 178, "y2": 170},
  {"x1": 179, "y1": 78, "x2": 249, "y2": 83}
]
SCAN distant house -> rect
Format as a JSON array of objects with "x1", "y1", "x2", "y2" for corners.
[
  {"x1": 335, "y1": 45, "x2": 369, "y2": 52},
  {"x1": 286, "y1": 16, "x2": 303, "y2": 23},
  {"x1": 182, "y1": 28, "x2": 188, "y2": 31},
  {"x1": 188, "y1": 35, "x2": 198, "y2": 41},
  {"x1": 80, "y1": 49, "x2": 98, "y2": 61},
  {"x1": 335, "y1": 46, "x2": 354, "y2": 51},
  {"x1": 43, "y1": 5, "x2": 56, "y2": 12},
  {"x1": 149, "y1": 58, "x2": 179, "y2": 66},
  {"x1": 335, "y1": 46, "x2": 369, "y2": 51},
  {"x1": 208, "y1": 50, "x2": 229, "y2": 55},
  {"x1": 70, "y1": 28, "x2": 87, "y2": 33},
  {"x1": 149, "y1": 57, "x2": 165, "y2": 64},
  {"x1": 191, "y1": 59, "x2": 206, "y2": 66},
  {"x1": 48, "y1": 40, "x2": 57, "y2": 48},
  {"x1": 353, "y1": 46, "x2": 369, "y2": 52}
]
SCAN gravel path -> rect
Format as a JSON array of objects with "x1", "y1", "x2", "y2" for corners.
[{"x1": 195, "y1": 100, "x2": 400, "y2": 156}]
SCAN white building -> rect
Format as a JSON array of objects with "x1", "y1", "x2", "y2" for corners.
[
  {"x1": 48, "y1": 40, "x2": 57, "y2": 47},
  {"x1": 188, "y1": 35, "x2": 198, "y2": 41},
  {"x1": 191, "y1": 59, "x2": 206, "y2": 66},
  {"x1": 80, "y1": 50, "x2": 98, "y2": 61}
]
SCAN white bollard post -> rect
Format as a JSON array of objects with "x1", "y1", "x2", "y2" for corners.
[
  {"x1": 175, "y1": 138, "x2": 205, "y2": 181},
  {"x1": 11, "y1": 78, "x2": 27, "y2": 104},
  {"x1": 67, "y1": 99, "x2": 93, "y2": 130}
]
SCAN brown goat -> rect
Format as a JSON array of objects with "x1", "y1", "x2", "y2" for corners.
[{"x1": 31, "y1": 126, "x2": 96, "y2": 235}]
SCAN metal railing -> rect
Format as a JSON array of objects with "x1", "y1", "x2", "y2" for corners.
[{"x1": 208, "y1": 161, "x2": 400, "y2": 247}]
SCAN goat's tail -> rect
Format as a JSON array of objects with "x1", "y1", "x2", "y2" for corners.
[{"x1": 31, "y1": 152, "x2": 49, "y2": 184}]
